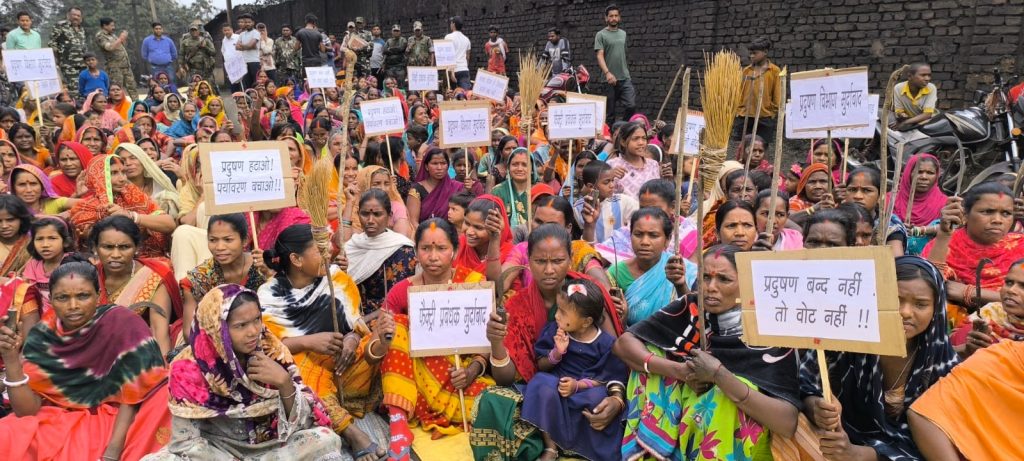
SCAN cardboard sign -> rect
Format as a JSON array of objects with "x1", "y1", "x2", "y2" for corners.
[
  {"x1": 225, "y1": 55, "x2": 247, "y2": 84},
  {"x1": 408, "y1": 66, "x2": 439, "y2": 91},
  {"x1": 547, "y1": 103, "x2": 597, "y2": 140},
  {"x1": 789, "y1": 67, "x2": 871, "y2": 132},
  {"x1": 565, "y1": 92, "x2": 606, "y2": 136},
  {"x1": 408, "y1": 281, "x2": 495, "y2": 357},
  {"x1": 438, "y1": 101, "x2": 492, "y2": 148},
  {"x1": 736, "y1": 246, "x2": 905, "y2": 357},
  {"x1": 28, "y1": 79, "x2": 62, "y2": 99},
  {"x1": 670, "y1": 109, "x2": 706, "y2": 155},
  {"x1": 305, "y1": 66, "x2": 336, "y2": 89},
  {"x1": 433, "y1": 40, "x2": 457, "y2": 67},
  {"x1": 360, "y1": 97, "x2": 406, "y2": 136},
  {"x1": 3, "y1": 48, "x2": 59, "y2": 82},
  {"x1": 472, "y1": 69, "x2": 509, "y2": 103},
  {"x1": 787, "y1": 94, "x2": 879, "y2": 140},
  {"x1": 347, "y1": 34, "x2": 368, "y2": 51},
  {"x1": 200, "y1": 141, "x2": 296, "y2": 214}
]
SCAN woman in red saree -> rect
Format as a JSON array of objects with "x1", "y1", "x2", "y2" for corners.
[
  {"x1": 50, "y1": 141, "x2": 93, "y2": 197},
  {"x1": 407, "y1": 148, "x2": 465, "y2": 227},
  {"x1": 75, "y1": 125, "x2": 110, "y2": 157},
  {"x1": 69, "y1": 155, "x2": 176, "y2": 259},
  {"x1": 453, "y1": 195, "x2": 514, "y2": 283},
  {"x1": 380, "y1": 218, "x2": 496, "y2": 460},
  {"x1": 924, "y1": 181, "x2": 1024, "y2": 327},
  {"x1": 0, "y1": 262, "x2": 171, "y2": 461}
]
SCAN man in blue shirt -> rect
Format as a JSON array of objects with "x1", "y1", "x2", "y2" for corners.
[
  {"x1": 141, "y1": 22, "x2": 177, "y2": 80},
  {"x1": 78, "y1": 53, "x2": 109, "y2": 97}
]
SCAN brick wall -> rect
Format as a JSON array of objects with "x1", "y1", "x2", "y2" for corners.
[{"x1": 233, "y1": 0, "x2": 1024, "y2": 117}]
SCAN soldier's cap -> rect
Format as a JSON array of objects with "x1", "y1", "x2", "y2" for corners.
[
  {"x1": 189, "y1": 24, "x2": 199, "y2": 30},
  {"x1": 392, "y1": 24, "x2": 401, "y2": 32},
  {"x1": 355, "y1": 17, "x2": 365, "y2": 23},
  {"x1": 347, "y1": 22, "x2": 356, "y2": 28},
  {"x1": 413, "y1": 21, "x2": 423, "y2": 31}
]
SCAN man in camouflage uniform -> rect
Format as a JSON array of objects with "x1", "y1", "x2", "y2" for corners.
[
  {"x1": 273, "y1": 24, "x2": 302, "y2": 85},
  {"x1": 384, "y1": 25, "x2": 408, "y2": 88},
  {"x1": 95, "y1": 17, "x2": 134, "y2": 94},
  {"x1": 353, "y1": 17, "x2": 374, "y2": 77},
  {"x1": 48, "y1": 7, "x2": 87, "y2": 99},
  {"x1": 406, "y1": 21, "x2": 434, "y2": 67},
  {"x1": 179, "y1": 23, "x2": 216, "y2": 84}
]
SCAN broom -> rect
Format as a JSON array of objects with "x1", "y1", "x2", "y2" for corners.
[
  {"x1": 303, "y1": 155, "x2": 342, "y2": 336},
  {"x1": 517, "y1": 51, "x2": 551, "y2": 226},
  {"x1": 699, "y1": 51, "x2": 743, "y2": 195}
]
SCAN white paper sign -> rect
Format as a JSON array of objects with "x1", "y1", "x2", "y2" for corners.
[
  {"x1": 472, "y1": 69, "x2": 508, "y2": 103},
  {"x1": 750, "y1": 259, "x2": 879, "y2": 343},
  {"x1": 547, "y1": 103, "x2": 597, "y2": 140},
  {"x1": 433, "y1": 40, "x2": 457, "y2": 67},
  {"x1": 2, "y1": 48, "x2": 59, "y2": 83},
  {"x1": 671, "y1": 109, "x2": 706, "y2": 155},
  {"x1": 225, "y1": 55, "x2": 247, "y2": 84},
  {"x1": 787, "y1": 94, "x2": 879, "y2": 140},
  {"x1": 28, "y1": 79, "x2": 62, "y2": 99},
  {"x1": 305, "y1": 66, "x2": 335, "y2": 89},
  {"x1": 789, "y1": 67, "x2": 871, "y2": 132},
  {"x1": 408, "y1": 284, "x2": 494, "y2": 357},
  {"x1": 565, "y1": 92, "x2": 606, "y2": 136},
  {"x1": 439, "y1": 102, "x2": 491, "y2": 147},
  {"x1": 208, "y1": 149, "x2": 288, "y2": 206},
  {"x1": 408, "y1": 66, "x2": 439, "y2": 91},
  {"x1": 361, "y1": 97, "x2": 406, "y2": 136}
]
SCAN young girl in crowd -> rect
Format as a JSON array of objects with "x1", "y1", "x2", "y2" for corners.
[
  {"x1": 522, "y1": 277, "x2": 627, "y2": 461},
  {"x1": 21, "y1": 217, "x2": 87, "y2": 306}
]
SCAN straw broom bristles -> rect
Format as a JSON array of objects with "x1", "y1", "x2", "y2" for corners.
[
  {"x1": 699, "y1": 50, "x2": 743, "y2": 193},
  {"x1": 303, "y1": 155, "x2": 334, "y2": 229},
  {"x1": 518, "y1": 51, "x2": 551, "y2": 122}
]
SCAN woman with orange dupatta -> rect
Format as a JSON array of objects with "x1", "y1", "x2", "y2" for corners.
[
  {"x1": 69, "y1": 155, "x2": 176, "y2": 259},
  {"x1": 0, "y1": 262, "x2": 171, "y2": 461},
  {"x1": 76, "y1": 125, "x2": 110, "y2": 157},
  {"x1": 788, "y1": 162, "x2": 837, "y2": 226},
  {"x1": 380, "y1": 218, "x2": 497, "y2": 460},
  {"x1": 50, "y1": 141, "x2": 93, "y2": 197},
  {"x1": 108, "y1": 84, "x2": 133, "y2": 121},
  {"x1": 470, "y1": 224, "x2": 624, "y2": 461}
]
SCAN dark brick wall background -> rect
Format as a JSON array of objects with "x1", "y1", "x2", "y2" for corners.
[{"x1": 226, "y1": 0, "x2": 1024, "y2": 118}]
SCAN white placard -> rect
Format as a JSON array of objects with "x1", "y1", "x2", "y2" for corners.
[
  {"x1": 565, "y1": 92, "x2": 606, "y2": 135},
  {"x1": 408, "y1": 66, "x2": 439, "y2": 91},
  {"x1": 28, "y1": 79, "x2": 62, "y2": 99},
  {"x1": 438, "y1": 102, "x2": 491, "y2": 147},
  {"x1": 305, "y1": 66, "x2": 336, "y2": 89},
  {"x1": 750, "y1": 258, "x2": 879, "y2": 342},
  {"x1": 547, "y1": 103, "x2": 597, "y2": 140},
  {"x1": 472, "y1": 69, "x2": 508, "y2": 103},
  {"x1": 361, "y1": 97, "x2": 406, "y2": 136},
  {"x1": 408, "y1": 283, "x2": 495, "y2": 357},
  {"x1": 225, "y1": 55, "x2": 247, "y2": 84},
  {"x1": 433, "y1": 40, "x2": 457, "y2": 67},
  {"x1": 789, "y1": 67, "x2": 871, "y2": 132},
  {"x1": 787, "y1": 94, "x2": 879, "y2": 140},
  {"x1": 3, "y1": 48, "x2": 59, "y2": 83},
  {"x1": 671, "y1": 109, "x2": 706, "y2": 155},
  {"x1": 209, "y1": 149, "x2": 287, "y2": 204}
]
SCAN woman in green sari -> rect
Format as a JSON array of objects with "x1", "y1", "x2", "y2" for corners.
[{"x1": 492, "y1": 147, "x2": 539, "y2": 229}]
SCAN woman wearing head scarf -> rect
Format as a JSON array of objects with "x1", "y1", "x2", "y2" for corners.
[
  {"x1": 154, "y1": 92, "x2": 183, "y2": 129},
  {"x1": 115, "y1": 143, "x2": 181, "y2": 219},
  {"x1": 492, "y1": 147, "x2": 541, "y2": 228},
  {"x1": 6, "y1": 122, "x2": 49, "y2": 169},
  {"x1": 341, "y1": 165, "x2": 413, "y2": 239},
  {"x1": 164, "y1": 101, "x2": 200, "y2": 140},
  {"x1": 50, "y1": 141, "x2": 94, "y2": 197},
  {"x1": 890, "y1": 153, "x2": 947, "y2": 255},
  {"x1": 75, "y1": 124, "x2": 110, "y2": 156},
  {"x1": 170, "y1": 145, "x2": 216, "y2": 280},
  {"x1": 8, "y1": 164, "x2": 77, "y2": 214},
  {"x1": 114, "y1": 113, "x2": 174, "y2": 158},
  {"x1": 789, "y1": 162, "x2": 836, "y2": 221},
  {"x1": 81, "y1": 89, "x2": 126, "y2": 132},
  {"x1": 407, "y1": 148, "x2": 465, "y2": 227},
  {"x1": 144, "y1": 284, "x2": 343, "y2": 460},
  {"x1": 200, "y1": 97, "x2": 227, "y2": 128},
  {"x1": 192, "y1": 80, "x2": 215, "y2": 110},
  {"x1": 806, "y1": 138, "x2": 848, "y2": 185}
]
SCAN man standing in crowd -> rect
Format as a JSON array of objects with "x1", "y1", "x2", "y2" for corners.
[
  {"x1": 274, "y1": 24, "x2": 302, "y2": 85},
  {"x1": 221, "y1": 22, "x2": 241, "y2": 91},
  {"x1": 141, "y1": 22, "x2": 178, "y2": 81},
  {"x1": 49, "y1": 7, "x2": 87, "y2": 98},
  {"x1": 6, "y1": 12, "x2": 41, "y2": 50},
  {"x1": 297, "y1": 14, "x2": 325, "y2": 69},
  {"x1": 893, "y1": 63, "x2": 938, "y2": 131},
  {"x1": 595, "y1": 4, "x2": 635, "y2": 124},
  {"x1": 545, "y1": 28, "x2": 571, "y2": 75},
  {"x1": 257, "y1": 23, "x2": 277, "y2": 84},
  {"x1": 370, "y1": 25, "x2": 386, "y2": 88},
  {"x1": 234, "y1": 14, "x2": 261, "y2": 90},
  {"x1": 180, "y1": 23, "x2": 217, "y2": 85},
  {"x1": 731, "y1": 37, "x2": 781, "y2": 143},
  {"x1": 95, "y1": 17, "x2": 134, "y2": 93},
  {"x1": 353, "y1": 17, "x2": 374, "y2": 77},
  {"x1": 78, "y1": 52, "x2": 109, "y2": 97},
  {"x1": 384, "y1": 24, "x2": 407, "y2": 89},
  {"x1": 446, "y1": 16, "x2": 472, "y2": 90},
  {"x1": 406, "y1": 21, "x2": 434, "y2": 68},
  {"x1": 484, "y1": 26, "x2": 508, "y2": 76}
]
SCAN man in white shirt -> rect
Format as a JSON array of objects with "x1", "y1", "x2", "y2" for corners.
[
  {"x1": 445, "y1": 16, "x2": 472, "y2": 90},
  {"x1": 221, "y1": 23, "x2": 242, "y2": 91},
  {"x1": 235, "y1": 13, "x2": 261, "y2": 90}
]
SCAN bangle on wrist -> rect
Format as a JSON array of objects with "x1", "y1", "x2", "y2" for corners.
[
  {"x1": 366, "y1": 338, "x2": 384, "y2": 360},
  {"x1": 643, "y1": 352, "x2": 654, "y2": 374},
  {"x1": 3, "y1": 374, "x2": 29, "y2": 388},
  {"x1": 489, "y1": 353, "x2": 511, "y2": 368}
]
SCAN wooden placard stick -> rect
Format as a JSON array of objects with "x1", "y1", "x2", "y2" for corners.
[
  {"x1": 384, "y1": 134, "x2": 396, "y2": 175},
  {"x1": 655, "y1": 64, "x2": 685, "y2": 123},
  {"x1": 841, "y1": 138, "x2": 851, "y2": 184},
  {"x1": 764, "y1": 68, "x2": 789, "y2": 239},
  {"x1": 673, "y1": 68, "x2": 692, "y2": 255},
  {"x1": 817, "y1": 349, "x2": 834, "y2": 405},
  {"x1": 464, "y1": 144, "x2": 472, "y2": 189},
  {"x1": 248, "y1": 209, "x2": 261, "y2": 252},
  {"x1": 454, "y1": 354, "x2": 470, "y2": 432},
  {"x1": 877, "y1": 65, "x2": 909, "y2": 232},
  {"x1": 743, "y1": 77, "x2": 766, "y2": 176},
  {"x1": 686, "y1": 154, "x2": 700, "y2": 205},
  {"x1": 826, "y1": 130, "x2": 834, "y2": 195},
  {"x1": 694, "y1": 177, "x2": 708, "y2": 350},
  {"x1": 878, "y1": 142, "x2": 906, "y2": 245},
  {"x1": 904, "y1": 165, "x2": 920, "y2": 223}
]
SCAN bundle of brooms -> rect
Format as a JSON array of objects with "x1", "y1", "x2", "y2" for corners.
[
  {"x1": 699, "y1": 50, "x2": 743, "y2": 194},
  {"x1": 517, "y1": 51, "x2": 551, "y2": 224},
  {"x1": 300, "y1": 154, "x2": 341, "y2": 333}
]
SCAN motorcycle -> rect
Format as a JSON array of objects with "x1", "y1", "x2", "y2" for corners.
[
  {"x1": 539, "y1": 50, "x2": 590, "y2": 104},
  {"x1": 862, "y1": 69, "x2": 1023, "y2": 194}
]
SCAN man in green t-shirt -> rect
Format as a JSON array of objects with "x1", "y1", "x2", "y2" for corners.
[{"x1": 594, "y1": 5, "x2": 635, "y2": 125}]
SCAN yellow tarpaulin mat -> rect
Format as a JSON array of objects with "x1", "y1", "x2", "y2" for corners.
[{"x1": 410, "y1": 427, "x2": 473, "y2": 461}]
